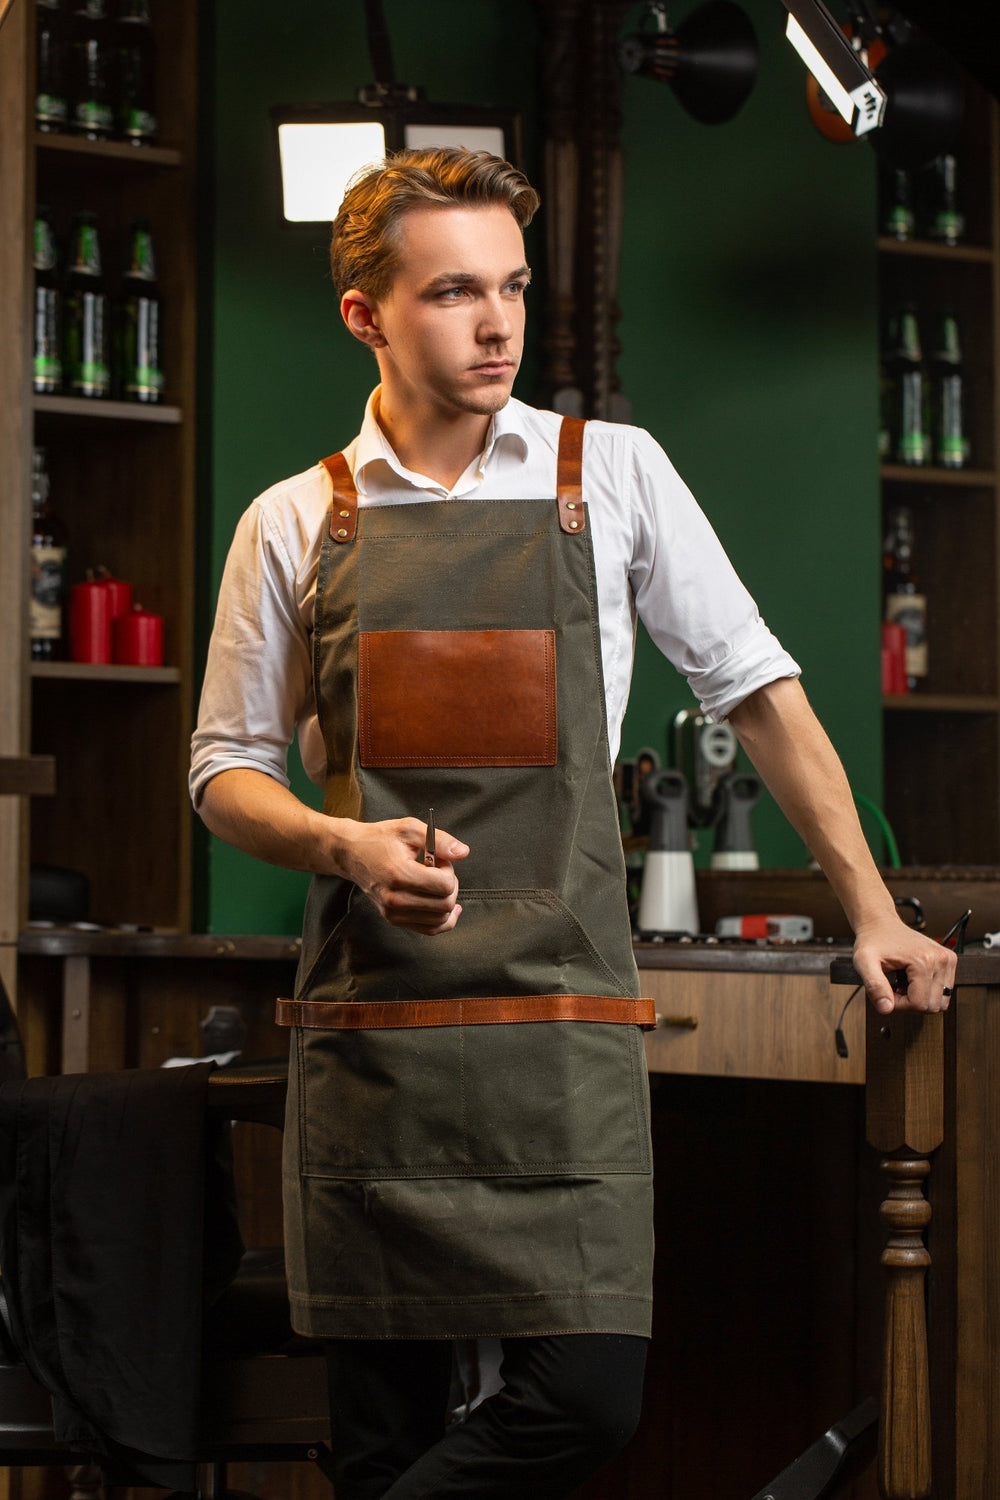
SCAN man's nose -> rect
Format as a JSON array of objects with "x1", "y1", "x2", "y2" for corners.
[{"x1": 478, "y1": 295, "x2": 513, "y2": 342}]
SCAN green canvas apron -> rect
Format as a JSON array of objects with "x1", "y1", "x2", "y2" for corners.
[{"x1": 279, "y1": 416, "x2": 654, "y2": 1340}]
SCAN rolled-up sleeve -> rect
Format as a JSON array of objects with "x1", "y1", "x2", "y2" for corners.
[
  {"x1": 189, "y1": 498, "x2": 316, "y2": 809},
  {"x1": 627, "y1": 428, "x2": 800, "y2": 721}
]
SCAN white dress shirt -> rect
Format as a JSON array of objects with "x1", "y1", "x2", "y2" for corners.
[{"x1": 190, "y1": 392, "x2": 799, "y2": 807}]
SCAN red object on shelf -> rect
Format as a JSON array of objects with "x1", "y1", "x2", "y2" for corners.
[
  {"x1": 69, "y1": 580, "x2": 114, "y2": 663},
  {"x1": 113, "y1": 605, "x2": 164, "y2": 666},
  {"x1": 881, "y1": 621, "x2": 909, "y2": 694},
  {"x1": 101, "y1": 573, "x2": 133, "y2": 621}
]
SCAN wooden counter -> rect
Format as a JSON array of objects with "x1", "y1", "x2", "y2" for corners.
[{"x1": 13, "y1": 934, "x2": 1000, "y2": 1499}]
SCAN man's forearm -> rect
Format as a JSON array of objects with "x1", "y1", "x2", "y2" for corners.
[
  {"x1": 727, "y1": 677, "x2": 895, "y2": 932},
  {"x1": 198, "y1": 768, "x2": 350, "y2": 876}
]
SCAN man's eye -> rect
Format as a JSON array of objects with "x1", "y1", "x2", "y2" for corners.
[
  {"x1": 506, "y1": 280, "x2": 528, "y2": 296},
  {"x1": 439, "y1": 286, "x2": 466, "y2": 300}
]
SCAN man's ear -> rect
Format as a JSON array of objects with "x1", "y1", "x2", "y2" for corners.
[{"x1": 341, "y1": 290, "x2": 386, "y2": 349}]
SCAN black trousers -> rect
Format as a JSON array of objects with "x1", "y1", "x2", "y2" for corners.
[{"x1": 325, "y1": 1334, "x2": 648, "y2": 1500}]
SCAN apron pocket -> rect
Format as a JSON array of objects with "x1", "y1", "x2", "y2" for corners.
[
  {"x1": 358, "y1": 629, "x2": 557, "y2": 767},
  {"x1": 296, "y1": 1019, "x2": 650, "y2": 1179}
]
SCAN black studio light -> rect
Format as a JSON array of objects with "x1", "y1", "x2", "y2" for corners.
[
  {"x1": 272, "y1": 0, "x2": 518, "y2": 223},
  {"x1": 619, "y1": 1, "x2": 760, "y2": 126}
]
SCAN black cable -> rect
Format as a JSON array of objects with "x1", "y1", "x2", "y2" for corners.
[
  {"x1": 834, "y1": 984, "x2": 863, "y2": 1059},
  {"x1": 364, "y1": 0, "x2": 397, "y2": 89}
]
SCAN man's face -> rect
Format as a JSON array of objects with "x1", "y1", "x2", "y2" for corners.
[{"x1": 369, "y1": 203, "x2": 529, "y2": 418}]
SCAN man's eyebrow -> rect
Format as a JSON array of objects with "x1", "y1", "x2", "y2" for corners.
[{"x1": 422, "y1": 265, "x2": 532, "y2": 292}]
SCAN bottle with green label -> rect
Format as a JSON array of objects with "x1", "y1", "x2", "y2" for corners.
[
  {"x1": 932, "y1": 310, "x2": 970, "y2": 469},
  {"x1": 67, "y1": 0, "x2": 113, "y2": 139},
  {"x1": 880, "y1": 166, "x2": 914, "y2": 242},
  {"x1": 64, "y1": 210, "x2": 110, "y2": 399},
  {"x1": 886, "y1": 304, "x2": 930, "y2": 466},
  {"x1": 33, "y1": 206, "x2": 63, "y2": 395},
  {"x1": 115, "y1": 0, "x2": 157, "y2": 144},
  {"x1": 925, "y1": 155, "x2": 965, "y2": 247},
  {"x1": 30, "y1": 447, "x2": 69, "y2": 661},
  {"x1": 35, "y1": 0, "x2": 69, "y2": 133},
  {"x1": 116, "y1": 218, "x2": 163, "y2": 402}
]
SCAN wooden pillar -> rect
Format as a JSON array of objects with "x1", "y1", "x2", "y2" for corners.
[{"x1": 866, "y1": 1005, "x2": 944, "y2": 1500}]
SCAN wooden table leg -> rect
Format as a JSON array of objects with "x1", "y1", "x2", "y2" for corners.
[{"x1": 866, "y1": 1007, "x2": 944, "y2": 1500}]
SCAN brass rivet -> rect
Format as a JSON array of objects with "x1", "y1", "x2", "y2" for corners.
[
  {"x1": 339, "y1": 509, "x2": 350, "y2": 518},
  {"x1": 569, "y1": 520, "x2": 579, "y2": 529},
  {"x1": 566, "y1": 501, "x2": 576, "y2": 509},
  {"x1": 336, "y1": 528, "x2": 348, "y2": 538}
]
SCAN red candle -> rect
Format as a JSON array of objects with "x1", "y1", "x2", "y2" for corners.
[
  {"x1": 102, "y1": 574, "x2": 133, "y2": 621},
  {"x1": 70, "y1": 580, "x2": 114, "y2": 663},
  {"x1": 112, "y1": 605, "x2": 164, "y2": 666}
]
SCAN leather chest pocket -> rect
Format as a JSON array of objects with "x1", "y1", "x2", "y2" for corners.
[{"x1": 358, "y1": 628, "x2": 557, "y2": 768}]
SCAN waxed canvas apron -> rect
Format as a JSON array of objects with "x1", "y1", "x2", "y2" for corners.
[{"x1": 280, "y1": 417, "x2": 654, "y2": 1340}]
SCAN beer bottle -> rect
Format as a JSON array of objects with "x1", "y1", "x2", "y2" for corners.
[
  {"x1": 883, "y1": 505, "x2": 927, "y2": 689},
  {"x1": 116, "y1": 217, "x2": 163, "y2": 402},
  {"x1": 35, "y1": 0, "x2": 69, "y2": 133},
  {"x1": 880, "y1": 166, "x2": 914, "y2": 242},
  {"x1": 64, "y1": 210, "x2": 110, "y2": 399},
  {"x1": 932, "y1": 310, "x2": 970, "y2": 470},
  {"x1": 925, "y1": 155, "x2": 964, "y2": 247},
  {"x1": 115, "y1": 0, "x2": 157, "y2": 145},
  {"x1": 33, "y1": 206, "x2": 63, "y2": 395},
  {"x1": 67, "y1": 0, "x2": 113, "y2": 140},
  {"x1": 30, "y1": 448, "x2": 69, "y2": 661},
  {"x1": 886, "y1": 304, "x2": 930, "y2": 466}
]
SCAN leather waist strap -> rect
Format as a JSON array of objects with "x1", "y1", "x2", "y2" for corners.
[{"x1": 276, "y1": 994, "x2": 656, "y2": 1031}]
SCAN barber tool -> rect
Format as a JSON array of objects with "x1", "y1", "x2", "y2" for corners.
[
  {"x1": 636, "y1": 770, "x2": 699, "y2": 937},
  {"x1": 711, "y1": 771, "x2": 762, "y2": 870},
  {"x1": 716, "y1": 914, "x2": 814, "y2": 941},
  {"x1": 423, "y1": 808, "x2": 436, "y2": 868}
]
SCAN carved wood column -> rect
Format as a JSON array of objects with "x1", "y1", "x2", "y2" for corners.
[
  {"x1": 866, "y1": 1005, "x2": 945, "y2": 1500},
  {"x1": 538, "y1": 0, "x2": 630, "y2": 420}
]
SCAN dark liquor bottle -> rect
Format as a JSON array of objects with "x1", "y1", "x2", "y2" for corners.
[
  {"x1": 64, "y1": 210, "x2": 110, "y2": 399},
  {"x1": 33, "y1": 206, "x2": 63, "y2": 394},
  {"x1": 115, "y1": 0, "x2": 157, "y2": 144},
  {"x1": 886, "y1": 304, "x2": 930, "y2": 466},
  {"x1": 880, "y1": 166, "x2": 914, "y2": 242},
  {"x1": 35, "y1": 0, "x2": 68, "y2": 133},
  {"x1": 932, "y1": 310, "x2": 970, "y2": 470},
  {"x1": 883, "y1": 504, "x2": 927, "y2": 689},
  {"x1": 116, "y1": 218, "x2": 163, "y2": 402},
  {"x1": 67, "y1": 0, "x2": 113, "y2": 140},
  {"x1": 30, "y1": 448, "x2": 69, "y2": 661},
  {"x1": 925, "y1": 154, "x2": 965, "y2": 247}
]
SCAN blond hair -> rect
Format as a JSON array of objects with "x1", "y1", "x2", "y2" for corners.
[{"x1": 330, "y1": 146, "x2": 540, "y2": 301}]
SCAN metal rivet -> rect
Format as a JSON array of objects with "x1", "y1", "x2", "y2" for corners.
[
  {"x1": 566, "y1": 501, "x2": 577, "y2": 509},
  {"x1": 569, "y1": 520, "x2": 579, "y2": 529},
  {"x1": 339, "y1": 509, "x2": 350, "y2": 518},
  {"x1": 336, "y1": 528, "x2": 348, "y2": 538}
]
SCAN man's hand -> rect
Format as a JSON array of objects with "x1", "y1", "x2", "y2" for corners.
[
  {"x1": 852, "y1": 915, "x2": 958, "y2": 1015},
  {"x1": 339, "y1": 817, "x2": 469, "y2": 936}
]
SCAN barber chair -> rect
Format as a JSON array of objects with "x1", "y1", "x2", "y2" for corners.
[
  {"x1": 0, "y1": 976, "x2": 334, "y2": 1499},
  {"x1": 748, "y1": 1398, "x2": 878, "y2": 1500}
]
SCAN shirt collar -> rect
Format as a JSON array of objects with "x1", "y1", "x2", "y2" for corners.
[{"x1": 353, "y1": 387, "x2": 530, "y2": 497}]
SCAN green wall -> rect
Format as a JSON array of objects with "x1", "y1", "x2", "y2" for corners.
[{"x1": 197, "y1": 0, "x2": 880, "y2": 934}]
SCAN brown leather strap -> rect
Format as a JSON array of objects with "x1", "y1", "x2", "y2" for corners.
[
  {"x1": 322, "y1": 451, "x2": 358, "y2": 543},
  {"x1": 276, "y1": 993, "x2": 655, "y2": 1031},
  {"x1": 556, "y1": 416, "x2": 586, "y2": 535}
]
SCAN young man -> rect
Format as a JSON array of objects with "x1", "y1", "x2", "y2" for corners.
[{"x1": 192, "y1": 149, "x2": 955, "y2": 1499}]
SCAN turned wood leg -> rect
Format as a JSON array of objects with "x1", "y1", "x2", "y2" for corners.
[
  {"x1": 66, "y1": 1465, "x2": 105, "y2": 1500},
  {"x1": 878, "y1": 1157, "x2": 933, "y2": 1500}
]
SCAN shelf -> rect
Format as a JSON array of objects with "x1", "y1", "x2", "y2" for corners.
[
  {"x1": 34, "y1": 131, "x2": 182, "y2": 170},
  {"x1": 30, "y1": 663, "x2": 180, "y2": 684},
  {"x1": 877, "y1": 236, "x2": 994, "y2": 264},
  {"x1": 881, "y1": 464, "x2": 996, "y2": 487},
  {"x1": 33, "y1": 395, "x2": 182, "y2": 425},
  {"x1": 883, "y1": 693, "x2": 1000, "y2": 713}
]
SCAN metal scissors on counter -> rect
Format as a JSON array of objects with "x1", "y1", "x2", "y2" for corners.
[{"x1": 423, "y1": 808, "x2": 436, "y2": 868}]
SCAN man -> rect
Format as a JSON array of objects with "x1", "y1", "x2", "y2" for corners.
[{"x1": 191, "y1": 148, "x2": 955, "y2": 1499}]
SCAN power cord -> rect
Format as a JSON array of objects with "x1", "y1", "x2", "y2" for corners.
[{"x1": 835, "y1": 984, "x2": 863, "y2": 1059}]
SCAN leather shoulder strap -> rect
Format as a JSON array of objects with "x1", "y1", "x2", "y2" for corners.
[
  {"x1": 556, "y1": 416, "x2": 586, "y2": 535},
  {"x1": 321, "y1": 451, "x2": 358, "y2": 543}
]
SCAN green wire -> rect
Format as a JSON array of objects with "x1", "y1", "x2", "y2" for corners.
[{"x1": 855, "y1": 793, "x2": 901, "y2": 869}]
